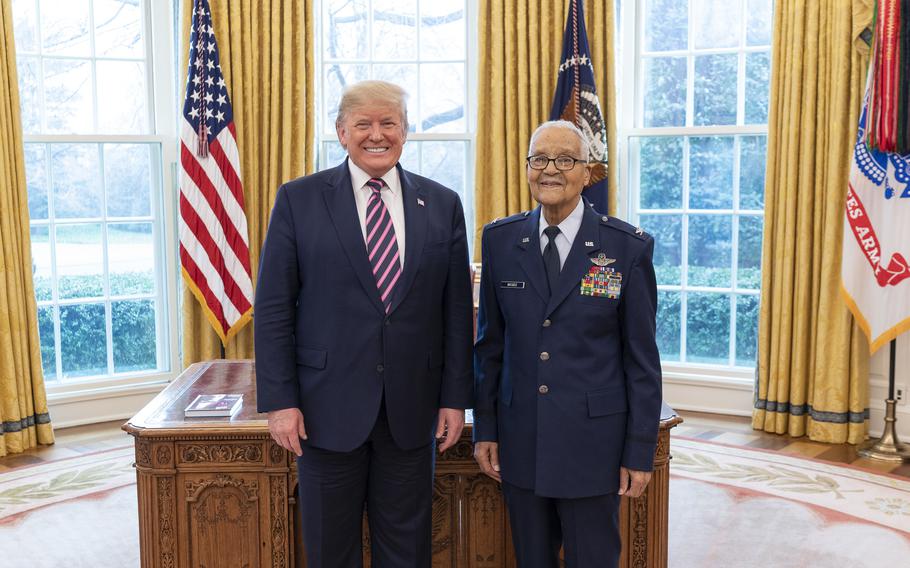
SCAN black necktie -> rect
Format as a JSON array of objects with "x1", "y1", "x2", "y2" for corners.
[{"x1": 543, "y1": 225, "x2": 561, "y2": 295}]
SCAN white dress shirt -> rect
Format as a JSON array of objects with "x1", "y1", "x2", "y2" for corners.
[
  {"x1": 349, "y1": 160, "x2": 406, "y2": 262},
  {"x1": 538, "y1": 197, "x2": 584, "y2": 270}
]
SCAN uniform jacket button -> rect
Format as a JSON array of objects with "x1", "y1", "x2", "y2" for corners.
[
  {"x1": 539, "y1": 351, "x2": 550, "y2": 361},
  {"x1": 538, "y1": 385, "x2": 549, "y2": 394}
]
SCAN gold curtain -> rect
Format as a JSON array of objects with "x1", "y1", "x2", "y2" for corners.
[
  {"x1": 180, "y1": 0, "x2": 315, "y2": 365},
  {"x1": 473, "y1": 0, "x2": 617, "y2": 254},
  {"x1": 752, "y1": 0, "x2": 873, "y2": 444},
  {"x1": 0, "y1": 0, "x2": 54, "y2": 457}
]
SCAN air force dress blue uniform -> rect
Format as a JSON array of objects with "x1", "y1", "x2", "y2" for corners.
[
  {"x1": 255, "y1": 159, "x2": 473, "y2": 567},
  {"x1": 473, "y1": 200, "x2": 662, "y2": 567}
]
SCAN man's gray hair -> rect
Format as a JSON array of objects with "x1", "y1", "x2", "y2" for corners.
[
  {"x1": 335, "y1": 80, "x2": 409, "y2": 131},
  {"x1": 528, "y1": 120, "x2": 590, "y2": 161}
]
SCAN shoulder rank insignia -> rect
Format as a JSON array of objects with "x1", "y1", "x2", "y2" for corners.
[{"x1": 635, "y1": 226, "x2": 644, "y2": 235}]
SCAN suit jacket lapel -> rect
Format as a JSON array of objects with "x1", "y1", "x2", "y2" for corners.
[
  {"x1": 323, "y1": 160, "x2": 385, "y2": 316},
  {"x1": 545, "y1": 203, "x2": 602, "y2": 316},
  {"x1": 517, "y1": 207, "x2": 549, "y2": 302},
  {"x1": 388, "y1": 165, "x2": 427, "y2": 314}
]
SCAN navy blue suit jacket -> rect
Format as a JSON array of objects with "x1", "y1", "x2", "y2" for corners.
[
  {"x1": 255, "y1": 160, "x2": 474, "y2": 452},
  {"x1": 473, "y1": 201, "x2": 662, "y2": 498}
]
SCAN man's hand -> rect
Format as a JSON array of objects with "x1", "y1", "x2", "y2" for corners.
[
  {"x1": 436, "y1": 408, "x2": 465, "y2": 453},
  {"x1": 473, "y1": 441, "x2": 501, "y2": 482},
  {"x1": 618, "y1": 466, "x2": 652, "y2": 498},
  {"x1": 267, "y1": 408, "x2": 307, "y2": 457}
]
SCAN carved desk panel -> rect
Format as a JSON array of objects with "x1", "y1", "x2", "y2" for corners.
[{"x1": 124, "y1": 360, "x2": 680, "y2": 567}]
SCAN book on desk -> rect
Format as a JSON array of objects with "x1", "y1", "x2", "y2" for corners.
[{"x1": 184, "y1": 393, "x2": 243, "y2": 417}]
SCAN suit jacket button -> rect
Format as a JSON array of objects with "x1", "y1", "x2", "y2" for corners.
[
  {"x1": 538, "y1": 385, "x2": 549, "y2": 394},
  {"x1": 539, "y1": 351, "x2": 550, "y2": 361},
  {"x1": 542, "y1": 319, "x2": 551, "y2": 327},
  {"x1": 376, "y1": 364, "x2": 384, "y2": 373}
]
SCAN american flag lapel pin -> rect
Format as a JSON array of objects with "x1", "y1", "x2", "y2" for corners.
[{"x1": 417, "y1": 198, "x2": 425, "y2": 207}]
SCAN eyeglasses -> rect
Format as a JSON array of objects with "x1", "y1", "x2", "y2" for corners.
[{"x1": 526, "y1": 155, "x2": 587, "y2": 171}]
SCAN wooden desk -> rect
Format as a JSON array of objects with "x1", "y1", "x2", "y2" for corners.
[{"x1": 124, "y1": 360, "x2": 680, "y2": 567}]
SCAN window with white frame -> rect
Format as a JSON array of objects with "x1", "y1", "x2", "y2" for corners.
[
  {"x1": 619, "y1": 0, "x2": 772, "y2": 369},
  {"x1": 13, "y1": 0, "x2": 177, "y2": 384},
  {"x1": 316, "y1": 0, "x2": 475, "y2": 242}
]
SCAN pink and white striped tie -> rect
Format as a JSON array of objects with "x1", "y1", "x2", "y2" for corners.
[{"x1": 365, "y1": 178, "x2": 401, "y2": 313}]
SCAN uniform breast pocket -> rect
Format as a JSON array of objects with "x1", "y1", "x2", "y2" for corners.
[
  {"x1": 496, "y1": 279, "x2": 531, "y2": 317},
  {"x1": 497, "y1": 280, "x2": 529, "y2": 303},
  {"x1": 576, "y1": 293, "x2": 618, "y2": 311}
]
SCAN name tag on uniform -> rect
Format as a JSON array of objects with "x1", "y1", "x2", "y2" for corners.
[{"x1": 500, "y1": 281, "x2": 526, "y2": 289}]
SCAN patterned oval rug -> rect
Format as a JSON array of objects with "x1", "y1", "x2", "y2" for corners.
[
  {"x1": 1, "y1": 437, "x2": 909, "y2": 567},
  {"x1": 669, "y1": 437, "x2": 910, "y2": 567}
]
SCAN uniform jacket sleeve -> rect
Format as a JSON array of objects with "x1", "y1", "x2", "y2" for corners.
[
  {"x1": 472, "y1": 227, "x2": 505, "y2": 441},
  {"x1": 618, "y1": 236, "x2": 663, "y2": 471}
]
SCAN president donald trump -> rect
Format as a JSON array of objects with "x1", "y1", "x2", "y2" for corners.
[{"x1": 255, "y1": 80, "x2": 473, "y2": 567}]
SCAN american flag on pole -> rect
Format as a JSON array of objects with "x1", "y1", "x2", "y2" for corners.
[
  {"x1": 550, "y1": 0, "x2": 609, "y2": 214},
  {"x1": 179, "y1": 0, "x2": 253, "y2": 345}
]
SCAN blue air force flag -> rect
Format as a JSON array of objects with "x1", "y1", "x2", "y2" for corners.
[
  {"x1": 841, "y1": 76, "x2": 910, "y2": 353},
  {"x1": 550, "y1": 0, "x2": 609, "y2": 213}
]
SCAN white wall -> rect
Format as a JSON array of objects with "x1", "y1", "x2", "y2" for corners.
[
  {"x1": 867, "y1": 332, "x2": 910, "y2": 438},
  {"x1": 664, "y1": 332, "x2": 910, "y2": 440},
  {"x1": 48, "y1": 380, "x2": 167, "y2": 430}
]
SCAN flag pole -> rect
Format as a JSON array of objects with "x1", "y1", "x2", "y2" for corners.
[{"x1": 858, "y1": 339, "x2": 910, "y2": 462}]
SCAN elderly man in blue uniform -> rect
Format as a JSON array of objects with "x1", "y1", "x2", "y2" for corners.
[
  {"x1": 473, "y1": 120, "x2": 662, "y2": 568},
  {"x1": 255, "y1": 80, "x2": 474, "y2": 567}
]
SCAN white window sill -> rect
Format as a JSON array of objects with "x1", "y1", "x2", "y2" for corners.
[
  {"x1": 660, "y1": 363, "x2": 756, "y2": 417},
  {"x1": 46, "y1": 372, "x2": 175, "y2": 429}
]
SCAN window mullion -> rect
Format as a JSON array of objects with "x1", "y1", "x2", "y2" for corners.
[
  {"x1": 685, "y1": 0, "x2": 694, "y2": 128},
  {"x1": 415, "y1": 0, "x2": 423, "y2": 134},
  {"x1": 44, "y1": 141, "x2": 63, "y2": 382},
  {"x1": 731, "y1": 137, "x2": 742, "y2": 291},
  {"x1": 141, "y1": 0, "x2": 156, "y2": 133},
  {"x1": 680, "y1": 135, "x2": 690, "y2": 363},
  {"x1": 679, "y1": 290, "x2": 688, "y2": 363},
  {"x1": 32, "y1": 0, "x2": 46, "y2": 133},
  {"x1": 368, "y1": 0, "x2": 374, "y2": 66},
  {"x1": 728, "y1": 293, "x2": 736, "y2": 366},
  {"x1": 150, "y1": 147, "x2": 169, "y2": 372},
  {"x1": 737, "y1": 52, "x2": 746, "y2": 127},
  {"x1": 97, "y1": 142, "x2": 114, "y2": 375},
  {"x1": 681, "y1": 135, "x2": 690, "y2": 288},
  {"x1": 88, "y1": 0, "x2": 99, "y2": 134}
]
